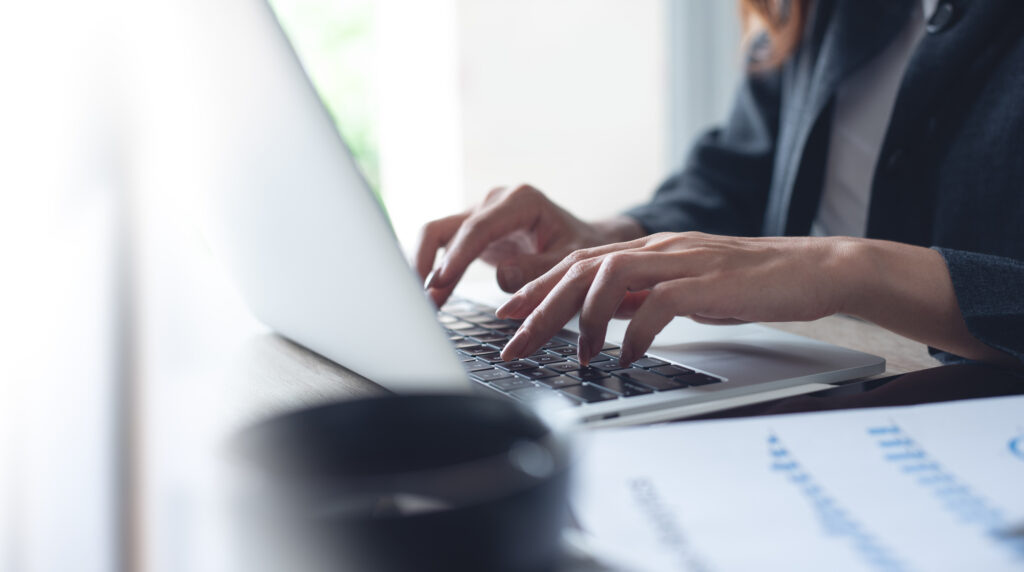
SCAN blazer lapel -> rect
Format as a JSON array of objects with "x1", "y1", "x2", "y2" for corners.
[{"x1": 764, "y1": 0, "x2": 914, "y2": 235}]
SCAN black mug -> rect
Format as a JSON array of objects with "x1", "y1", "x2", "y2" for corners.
[{"x1": 231, "y1": 394, "x2": 573, "y2": 572}]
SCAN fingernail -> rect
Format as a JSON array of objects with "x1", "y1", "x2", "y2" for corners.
[
  {"x1": 576, "y1": 335, "x2": 591, "y2": 366},
  {"x1": 433, "y1": 257, "x2": 450, "y2": 287},
  {"x1": 423, "y1": 268, "x2": 438, "y2": 290},
  {"x1": 498, "y1": 265, "x2": 523, "y2": 290}
]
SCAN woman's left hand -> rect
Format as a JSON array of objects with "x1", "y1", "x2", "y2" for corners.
[{"x1": 496, "y1": 231, "x2": 855, "y2": 366}]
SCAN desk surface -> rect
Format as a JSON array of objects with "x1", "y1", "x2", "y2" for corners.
[
  {"x1": 223, "y1": 311, "x2": 941, "y2": 426},
  {"x1": 136, "y1": 236, "x2": 942, "y2": 572}
]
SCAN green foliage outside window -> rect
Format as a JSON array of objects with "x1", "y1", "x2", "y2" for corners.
[{"x1": 269, "y1": 0, "x2": 380, "y2": 199}]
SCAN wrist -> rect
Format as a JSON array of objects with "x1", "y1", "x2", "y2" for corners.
[
  {"x1": 829, "y1": 237, "x2": 881, "y2": 318},
  {"x1": 591, "y1": 215, "x2": 647, "y2": 244}
]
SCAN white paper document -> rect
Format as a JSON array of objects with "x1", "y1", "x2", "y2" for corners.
[{"x1": 573, "y1": 395, "x2": 1024, "y2": 571}]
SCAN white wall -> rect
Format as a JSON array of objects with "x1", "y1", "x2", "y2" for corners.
[
  {"x1": 457, "y1": 0, "x2": 670, "y2": 220},
  {"x1": 668, "y1": 1, "x2": 742, "y2": 164},
  {"x1": 379, "y1": 0, "x2": 671, "y2": 250}
]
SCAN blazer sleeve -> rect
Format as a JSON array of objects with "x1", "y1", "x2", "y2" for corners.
[
  {"x1": 625, "y1": 64, "x2": 783, "y2": 236},
  {"x1": 933, "y1": 247, "x2": 1024, "y2": 363}
]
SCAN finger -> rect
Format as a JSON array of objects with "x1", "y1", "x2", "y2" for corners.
[
  {"x1": 415, "y1": 213, "x2": 467, "y2": 281},
  {"x1": 613, "y1": 291, "x2": 650, "y2": 319},
  {"x1": 495, "y1": 251, "x2": 565, "y2": 293},
  {"x1": 620, "y1": 278, "x2": 715, "y2": 365},
  {"x1": 431, "y1": 186, "x2": 545, "y2": 289},
  {"x1": 689, "y1": 315, "x2": 748, "y2": 326},
  {"x1": 427, "y1": 283, "x2": 457, "y2": 309},
  {"x1": 500, "y1": 256, "x2": 603, "y2": 361},
  {"x1": 577, "y1": 251, "x2": 692, "y2": 361},
  {"x1": 496, "y1": 236, "x2": 650, "y2": 319}
]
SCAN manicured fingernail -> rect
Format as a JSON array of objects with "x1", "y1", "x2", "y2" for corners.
[
  {"x1": 423, "y1": 268, "x2": 438, "y2": 290},
  {"x1": 498, "y1": 265, "x2": 523, "y2": 290}
]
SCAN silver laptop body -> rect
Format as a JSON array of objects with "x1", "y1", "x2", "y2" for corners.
[{"x1": 198, "y1": 0, "x2": 884, "y2": 426}]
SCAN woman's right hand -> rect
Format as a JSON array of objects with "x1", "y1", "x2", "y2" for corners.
[{"x1": 415, "y1": 183, "x2": 646, "y2": 307}]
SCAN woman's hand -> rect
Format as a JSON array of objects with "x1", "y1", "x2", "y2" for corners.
[
  {"x1": 496, "y1": 231, "x2": 1017, "y2": 367},
  {"x1": 496, "y1": 232, "x2": 856, "y2": 365},
  {"x1": 415, "y1": 184, "x2": 645, "y2": 307}
]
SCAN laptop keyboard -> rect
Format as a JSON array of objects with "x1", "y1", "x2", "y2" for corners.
[{"x1": 440, "y1": 299, "x2": 723, "y2": 407}]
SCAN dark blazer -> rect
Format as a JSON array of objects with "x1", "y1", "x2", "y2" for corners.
[{"x1": 626, "y1": 0, "x2": 1024, "y2": 364}]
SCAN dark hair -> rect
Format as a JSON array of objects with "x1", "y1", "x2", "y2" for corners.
[{"x1": 740, "y1": 0, "x2": 811, "y2": 68}]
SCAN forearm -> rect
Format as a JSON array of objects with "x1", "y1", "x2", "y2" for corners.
[{"x1": 838, "y1": 238, "x2": 1018, "y2": 365}]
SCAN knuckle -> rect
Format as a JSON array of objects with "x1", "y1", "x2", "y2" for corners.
[
  {"x1": 566, "y1": 248, "x2": 591, "y2": 264},
  {"x1": 508, "y1": 184, "x2": 539, "y2": 202},
  {"x1": 600, "y1": 252, "x2": 631, "y2": 276},
  {"x1": 485, "y1": 186, "x2": 505, "y2": 202},
  {"x1": 417, "y1": 222, "x2": 436, "y2": 243},
  {"x1": 565, "y1": 260, "x2": 593, "y2": 282}
]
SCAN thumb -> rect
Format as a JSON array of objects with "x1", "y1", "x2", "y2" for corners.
[{"x1": 496, "y1": 251, "x2": 565, "y2": 292}]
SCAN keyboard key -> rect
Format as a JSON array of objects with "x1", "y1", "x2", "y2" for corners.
[
  {"x1": 547, "y1": 346, "x2": 578, "y2": 357},
  {"x1": 476, "y1": 352, "x2": 506, "y2": 364},
  {"x1": 495, "y1": 326, "x2": 519, "y2": 336},
  {"x1": 447, "y1": 309, "x2": 488, "y2": 320},
  {"x1": 535, "y1": 375, "x2": 582, "y2": 389},
  {"x1": 470, "y1": 368, "x2": 514, "y2": 383},
  {"x1": 559, "y1": 384, "x2": 618, "y2": 403},
  {"x1": 601, "y1": 342, "x2": 620, "y2": 351},
  {"x1": 525, "y1": 354, "x2": 567, "y2": 366},
  {"x1": 614, "y1": 369, "x2": 686, "y2": 391},
  {"x1": 508, "y1": 385, "x2": 565, "y2": 404},
  {"x1": 458, "y1": 327, "x2": 491, "y2": 337},
  {"x1": 566, "y1": 366, "x2": 610, "y2": 382},
  {"x1": 448, "y1": 321, "x2": 479, "y2": 331},
  {"x1": 455, "y1": 340, "x2": 482, "y2": 350},
  {"x1": 685, "y1": 373, "x2": 723, "y2": 386},
  {"x1": 517, "y1": 367, "x2": 559, "y2": 380},
  {"x1": 462, "y1": 359, "x2": 493, "y2": 373},
  {"x1": 478, "y1": 320, "x2": 508, "y2": 329},
  {"x1": 438, "y1": 314, "x2": 460, "y2": 324},
  {"x1": 602, "y1": 348, "x2": 622, "y2": 358},
  {"x1": 545, "y1": 361, "x2": 582, "y2": 374},
  {"x1": 496, "y1": 360, "x2": 537, "y2": 373},
  {"x1": 590, "y1": 360, "x2": 629, "y2": 372},
  {"x1": 589, "y1": 377, "x2": 654, "y2": 397},
  {"x1": 459, "y1": 344, "x2": 500, "y2": 356},
  {"x1": 630, "y1": 356, "x2": 669, "y2": 369},
  {"x1": 491, "y1": 378, "x2": 534, "y2": 392},
  {"x1": 471, "y1": 333, "x2": 508, "y2": 344},
  {"x1": 568, "y1": 353, "x2": 611, "y2": 364},
  {"x1": 650, "y1": 364, "x2": 694, "y2": 377}
]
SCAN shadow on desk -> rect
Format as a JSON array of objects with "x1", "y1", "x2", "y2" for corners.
[{"x1": 694, "y1": 364, "x2": 1024, "y2": 421}]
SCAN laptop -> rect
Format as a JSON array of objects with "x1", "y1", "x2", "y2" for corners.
[{"x1": 197, "y1": 0, "x2": 885, "y2": 427}]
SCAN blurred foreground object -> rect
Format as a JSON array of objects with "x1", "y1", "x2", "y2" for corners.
[{"x1": 231, "y1": 394, "x2": 572, "y2": 572}]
